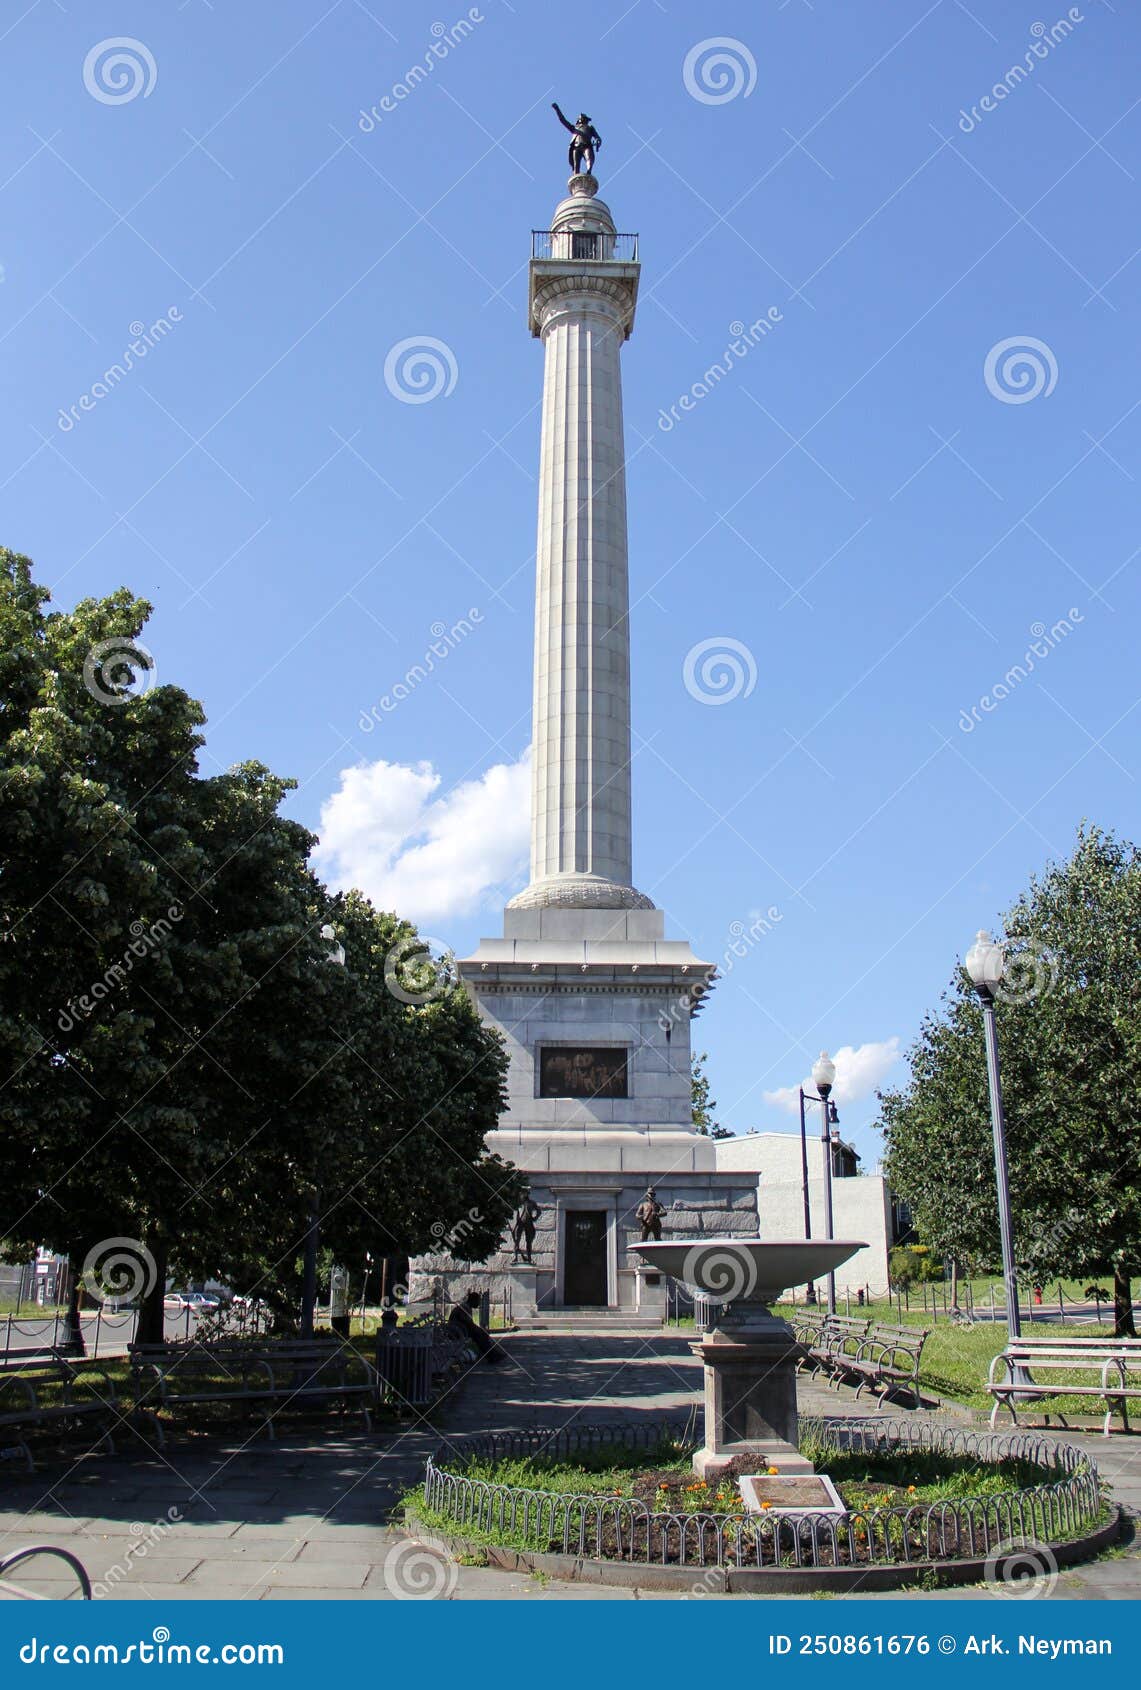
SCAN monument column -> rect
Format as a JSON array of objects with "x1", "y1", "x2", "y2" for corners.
[
  {"x1": 509, "y1": 174, "x2": 651, "y2": 912},
  {"x1": 411, "y1": 137, "x2": 757, "y2": 1320}
]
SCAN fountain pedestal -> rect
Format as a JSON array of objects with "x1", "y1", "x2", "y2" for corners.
[
  {"x1": 692, "y1": 1309, "x2": 811, "y2": 1479},
  {"x1": 632, "y1": 1238, "x2": 867, "y2": 1480}
]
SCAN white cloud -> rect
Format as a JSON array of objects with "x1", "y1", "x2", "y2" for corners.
[
  {"x1": 313, "y1": 749, "x2": 530, "y2": 928},
  {"x1": 763, "y1": 1038, "x2": 902, "y2": 1116}
]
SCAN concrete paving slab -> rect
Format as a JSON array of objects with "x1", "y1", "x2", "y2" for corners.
[
  {"x1": 295, "y1": 1536, "x2": 392, "y2": 1563},
  {"x1": 260, "y1": 1587, "x2": 383, "y2": 1600},
  {"x1": 86, "y1": 1557, "x2": 207, "y2": 1588},
  {"x1": 99, "y1": 1582, "x2": 230, "y2": 1601},
  {"x1": 0, "y1": 1513, "x2": 94, "y2": 1536},
  {"x1": 83, "y1": 1531, "x2": 304, "y2": 1563},
  {"x1": 237, "y1": 1522, "x2": 391, "y2": 1545},
  {"x1": 186, "y1": 1559, "x2": 370, "y2": 1591}
]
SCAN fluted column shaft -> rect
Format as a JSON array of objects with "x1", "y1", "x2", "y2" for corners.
[{"x1": 530, "y1": 283, "x2": 632, "y2": 890}]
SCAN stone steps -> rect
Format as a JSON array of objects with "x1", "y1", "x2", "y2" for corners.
[{"x1": 511, "y1": 1310, "x2": 664, "y2": 1333}]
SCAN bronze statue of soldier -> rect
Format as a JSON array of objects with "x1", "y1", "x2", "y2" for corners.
[
  {"x1": 552, "y1": 103, "x2": 601, "y2": 175},
  {"x1": 510, "y1": 1192, "x2": 542, "y2": 1263},
  {"x1": 636, "y1": 1186, "x2": 665, "y2": 1243}
]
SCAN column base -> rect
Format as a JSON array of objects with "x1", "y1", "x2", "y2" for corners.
[
  {"x1": 693, "y1": 1442, "x2": 814, "y2": 1482},
  {"x1": 506, "y1": 873, "x2": 654, "y2": 911}
]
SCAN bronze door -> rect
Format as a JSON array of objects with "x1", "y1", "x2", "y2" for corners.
[{"x1": 563, "y1": 1211, "x2": 608, "y2": 1306}]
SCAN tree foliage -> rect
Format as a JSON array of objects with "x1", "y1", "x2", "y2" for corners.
[
  {"x1": 0, "y1": 548, "x2": 522, "y2": 1332},
  {"x1": 878, "y1": 825, "x2": 1141, "y2": 1334},
  {"x1": 692, "y1": 1050, "x2": 733, "y2": 1138}
]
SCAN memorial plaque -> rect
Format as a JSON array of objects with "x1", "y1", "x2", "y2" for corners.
[
  {"x1": 539, "y1": 1045, "x2": 628, "y2": 1099},
  {"x1": 739, "y1": 1473, "x2": 845, "y2": 1515}
]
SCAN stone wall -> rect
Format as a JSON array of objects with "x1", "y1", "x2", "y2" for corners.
[{"x1": 407, "y1": 1170, "x2": 758, "y2": 1313}]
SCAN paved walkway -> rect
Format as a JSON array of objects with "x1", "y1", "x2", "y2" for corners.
[{"x1": 0, "y1": 1328, "x2": 1137, "y2": 1600}]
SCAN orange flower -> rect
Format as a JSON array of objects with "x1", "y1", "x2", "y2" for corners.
[
  {"x1": 907, "y1": 1485, "x2": 917, "y2": 1495},
  {"x1": 760, "y1": 1501, "x2": 772, "y2": 1511},
  {"x1": 767, "y1": 1466, "x2": 779, "y2": 1476}
]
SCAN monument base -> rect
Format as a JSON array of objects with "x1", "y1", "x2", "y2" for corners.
[
  {"x1": 504, "y1": 1264, "x2": 539, "y2": 1320},
  {"x1": 634, "y1": 1264, "x2": 667, "y2": 1320}
]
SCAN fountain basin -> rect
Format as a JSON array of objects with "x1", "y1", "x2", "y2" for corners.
[{"x1": 633, "y1": 1238, "x2": 866, "y2": 1308}]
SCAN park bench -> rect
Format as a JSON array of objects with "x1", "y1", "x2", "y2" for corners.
[
  {"x1": 814, "y1": 1315, "x2": 873, "y2": 1383},
  {"x1": 845, "y1": 1321, "x2": 931, "y2": 1407},
  {"x1": 795, "y1": 1314, "x2": 872, "y2": 1389},
  {"x1": 793, "y1": 1314, "x2": 930, "y2": 1406},
  {"x1": 0, "y1": 1357, "x2": 124, "y2": 1472},
  {"x1": 1, "y1": 1345, "x2": 67, "y2": 1368},
  {"x1": 988, "y1": 1335, "x2": 1141, "y2": 1434},
  {"x1": 791, "y1": 1308, "x2": 829, "y2": 1373},
  {"x1": 130, "y1": 1338, "x2": 378, "y2": 1441}
]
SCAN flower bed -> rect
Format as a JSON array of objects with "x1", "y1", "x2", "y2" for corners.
[{"x1": 414, "y1": 1417, "x2": 1106, "y2": 1573}]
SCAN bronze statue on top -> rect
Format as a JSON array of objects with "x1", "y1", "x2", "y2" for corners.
[
  {"x1": 636, "y1": 1187, "x2": 665, "y2": 1243},
  {"x1": 553, "y1": 103, "x2": 601, "y2": 176}
]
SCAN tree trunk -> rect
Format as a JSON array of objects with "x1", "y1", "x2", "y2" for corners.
[
  {"x1": 300, "y1": 1189, "x2": 320, "y2": 1338},
  {"x1": 949, "y1": 1257, "x2": 960, "y2": 1312},
  {"x1": 58, "y1": 1258, "x2": 85, "y2": 1356},
  {"x1": 1113, "y1": 1267, "x2": 1136, "y2": 1338},
  {"x1": 135, "y1": 1237, "x2": 169, "y2": 1348}
]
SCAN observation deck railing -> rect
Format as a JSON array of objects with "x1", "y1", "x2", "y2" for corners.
[{"x1": 531, "y1": 230, "x2": 638, "y2": 262}]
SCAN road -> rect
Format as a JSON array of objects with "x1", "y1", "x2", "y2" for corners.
[{"x1": 0, "y1": 1307, "x2": 206, "y2": 1360}]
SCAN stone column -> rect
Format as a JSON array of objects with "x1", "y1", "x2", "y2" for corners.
[{"x1": 510, "y1": 176, "x2": 651, "y2": 913}]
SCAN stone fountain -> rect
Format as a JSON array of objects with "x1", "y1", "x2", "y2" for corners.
[{"x1": 634, "y1": 1238, "x2": 865, "y2": 1481}]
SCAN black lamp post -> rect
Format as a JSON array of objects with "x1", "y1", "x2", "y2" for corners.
[
  {"x1": 964, "y1": 930, "x2": 1022, "y2": 1342},
  {"x1": 811, "y1": 1052, "x2": 839, "y2": 1313}
]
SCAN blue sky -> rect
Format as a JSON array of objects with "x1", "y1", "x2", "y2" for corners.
[{"x1": 4, "y1": 1, "x2": 1139, "y2": 1168}]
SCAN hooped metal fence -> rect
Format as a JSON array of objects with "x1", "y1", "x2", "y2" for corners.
[{"x1": 422, "y1": 1416, "x2": 1102, "y2": 1572}]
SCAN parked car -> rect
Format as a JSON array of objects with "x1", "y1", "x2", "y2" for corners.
[{"x1": 163, "y1": 1290, "x2": 218, "y2": 1313}]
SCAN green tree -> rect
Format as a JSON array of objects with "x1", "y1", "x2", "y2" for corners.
[
  {"x1": 879, "y1": 826, "x2": 1141, "y2": 1335},
  {"x1": 0, "y1": 548, "x2": 520, "y2": 1340},
  {"x1": 692, "y1": 1050, "x2": 733, "y2": 1138}
]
